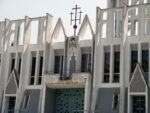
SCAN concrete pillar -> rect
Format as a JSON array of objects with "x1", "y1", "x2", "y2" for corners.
[
  {"x1": 35, "y1": 51, "x2": 39, "y2": 85},
  {"x1": 110, "y1": 45, "x2": 114, "y2": 83},
  {"x1": 76, "y1": 43, "x2": 81, "y2": 72},
  {"x1": 0, "y1": 19, "x2": 10, "y2": 112},
  {"x1": 43, "y1": 13, "x2": 53, "y2": 74},
  {"x1": 15, "y1": 16, "x2": 31, "y2": 113},
  {"x1": 84, "y1": 74, "x2": 91, "y2": 113}
]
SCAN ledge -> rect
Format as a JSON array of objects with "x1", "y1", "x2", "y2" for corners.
[{"x1": 43, "y1": 72, "x2": 91, "y2": 89}]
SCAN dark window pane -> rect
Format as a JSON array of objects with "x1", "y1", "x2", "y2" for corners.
[
  {"x1": 8, "y1": 97, "x2": 16, "y2": 113},
  {"x1": 38, "y1": 56, "x2": 43, "y2": 84},
  {"x1": 113, "y1": 52, "x2": 120, "y2": 83},
  {"x1": 131, "y1": 50, "x2": 138, "y2": 72},
  {"x1": 39, "y1": 56, "x2": 43, "y2": 75},
  {"x1": 30, "y1": 57, "x2": 36, "y2": 85},
  {"x1": 104, "y1": 52, "x2": 110, "y2": 83},
  {"x1": 11, "y1": 59, "x2": 15, "y2": 72},
  {"x1": 113, "y1": 74, "x2": 120, "y2": 83},
  {"x1": 54, "y1": 56, "x2": 63, "y2": 74},
  {"x1": 104, "y1": 74, "x2": 109, "y2": 83},
  {"x1": 81, "y1": 54, "x2": 91, "y2": 72},
  {"x1": 114, "y1": 52, "x2": 120, "y2": 73},
  {"x1": 18, "y1": 58, "x2": 21, "y2": 75},
  {"x1": 31, "y1": 57, "x2": 36, "y2": 76},
  {"x1": 133, "y1": 96, "x2": 145, "y2": 113},
  {"x1": 142, "y1": 50, "x2": 149, "y2": 72},
  {"x1": 30, "y1": 77, "x2": 34, "y2": 85},
  {"x1": 104, "y1": 52, "x2": 110, "y2": 73}
]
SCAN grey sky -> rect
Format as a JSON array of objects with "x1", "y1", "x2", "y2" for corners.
[{"x1": 0, "y1": 0, "x2": 107, "y2": 33}]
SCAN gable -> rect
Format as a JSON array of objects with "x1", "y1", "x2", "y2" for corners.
[
  {"x1": 5, "y1": 70, "x2": 18, "y2": 94},
  {"x1": 52, "y1": 18, "x2": 69, "y2": 43},
  {"x1": 130, "y1": 64, "x2": 147, "y2": 93},
  {"x1": 78, "y1": 15, "x2": 95, "y2": 40}
]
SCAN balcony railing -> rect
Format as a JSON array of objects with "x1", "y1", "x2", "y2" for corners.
[{"x1": 43, "y1": 72, "x2": 91, "y2": 88}]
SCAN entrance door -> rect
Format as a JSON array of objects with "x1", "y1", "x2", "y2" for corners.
[
  {"x1": 56, "y1": 88, "x2": 84, "y2": 113},
  {"x1": 132, "y1": 96, "x2": 145, "y2": 113}
]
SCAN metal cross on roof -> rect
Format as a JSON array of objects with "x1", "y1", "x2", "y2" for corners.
[{"x1": 70, "y1": 5, "x2": 83, "y2": 36}]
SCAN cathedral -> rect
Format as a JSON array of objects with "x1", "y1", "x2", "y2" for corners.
[{"x1": 0, "y1": 0, "x2": 150, "y2": 113}]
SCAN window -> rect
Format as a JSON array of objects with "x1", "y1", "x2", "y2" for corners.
[
  {"x1": 54, "y1": 56, "x2": 63, "y2": 74},
  {"x1": 81, "y1": 54, "x2": 91, "y2": 72},
  {"x1": 30, "y1": 57, "x2": 36, "y2": 85},
  {"x1": 112, "y1": 93, "x2": 119, "y2": 110},
  {"x1": 131, "y1": 50, "x2": 138, "y2": 73},
  {"x1": 113, "y1": 52, "x2": 120, "y2": 83},
  {"x1": 132, "y1": 96, "x2": 145, "y2": 113},
  {"x1": 8, "y1": 97, "x2": 16, "y2": 113},
  {"x1": 38, "y1": 56, "x2": 43, "y2": 84},
  {"x1": 142, "y1": 50, "x2": 149, "y2": 72},
  {"x1": 11, "y1": 58, "x2": 15, "y2": 73},
  {"x1": 18, "y1": 58, "x2": 21, "y2": 75},
  {"x1": 104, "y1": 52, "x2": 110, "y2": 83},
  {"x1": 22, "y1": 94, "x2": 30, "y2": 109}
]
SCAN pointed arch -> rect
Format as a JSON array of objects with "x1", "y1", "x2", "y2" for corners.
[
  {"x1": 129, "y1": 63, "x2": 147, "y2": 93},
  {"x1": 78, "y1": 15, "x2": 95, "y2": 40},
  {"x1": 5, "y1": 69, "x2": 19, "y2": 94},
  {"x1": 51, "y1": 18, "x2": 69, "y2": 43}
]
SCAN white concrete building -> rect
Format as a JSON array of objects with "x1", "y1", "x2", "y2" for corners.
[{"x1": 0, "y1": 0, "x2": 150, "y2": 113}]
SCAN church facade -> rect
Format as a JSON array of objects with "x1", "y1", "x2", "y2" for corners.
[{"x1": 0, "y1": 0, "x2": 150, "y2": 113}]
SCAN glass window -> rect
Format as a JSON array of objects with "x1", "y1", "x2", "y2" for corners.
[
  {"x1": 131, "y1": 50, "x2": 138, "y2": 72},
  {"x1": 142, "y1": 50, "x2": 149, "y2": 72},
  {"x1": 11, "y1": 58, "x2": 15, "y2": 72},
  {"x1": 113, "y1": 52, "x2": 120, "y2": 83},
  {"x1": 132, "y1": 96, "x2": 145, "y2": 113},
  {"x1": 18, "y1": 58, "x2": 21, "y2": 75},
  {"x1": 8, "y1": 97, "x2": 16, "y2": 113},
  {"x1": 81, "y1": 54, "x2": 91, "y2": 72},
  {"x1": 54, "y1": 56, "x2": 63, "y2": 74},
  {"x1": 104, "y1": 52, "x2": 110, "y2": 83},
  {"x1": 38, "y1": 56, "x2": 43, "y2": 84},
  {"x1": 30, "y1": 57, "x2": 36, "y2": 85}
]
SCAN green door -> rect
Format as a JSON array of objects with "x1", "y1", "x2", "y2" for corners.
[{"x1": 56, "y1": 88, "x2": 84, "y2": 113}]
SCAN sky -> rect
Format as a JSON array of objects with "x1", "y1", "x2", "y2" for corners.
[{"x1": 0, "y1": 0, "x2": 107, "y2": 34}]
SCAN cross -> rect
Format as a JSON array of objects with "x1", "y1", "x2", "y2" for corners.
[{"x1": 70, "y1": 5, "x2": 83, "y2": 36}]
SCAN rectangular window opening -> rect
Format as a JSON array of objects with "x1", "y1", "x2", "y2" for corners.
[
  {"x1": 54, "y1": 56, "x2": 63, "y2": 74},
  {"x1": 18, "y1": 22, "x2": 24, "y2": 45},
  {"x1": 145, "y1": 19, "x2": 150, "y2": 35},
  {"x1": 30, "y1": 56, "x2": 36, "y2": 85},
  {"x1": 102, "y1": 23, "x2": 107, "y2": 38},
  {"x1": 18, "y1": 58, "x2": 21, "y2": 75},
  {"x1": 142, "y1": 50, "x2": 149, "y2": 73},
  {"x1": 81, "y1": 54, "x2": 91, "y2": 72},
  {"x1": 113, "y1": 51, "x2": 120, "y2": 83},
  {"x1": 104, "y1": 51, "x2": 110, "y2": 83},
  {"x1": 11, "y1": 58, "x2": 15, "y2": 73},
  {"x1": 38, "y1": 56, "x2": 43, "y2": 85},
  {"x1": 30, "y1": 21, "x2": 39, "y2": 44},
  {"x1": 134, "y1": 20, "x2": 138, "y2": 36},
  {"x1": 8, "y1": 97, "x2": 16, "y2": 113},
  {"x1": 131, "y1": 49, "x2": 138, "y2": 79}
]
